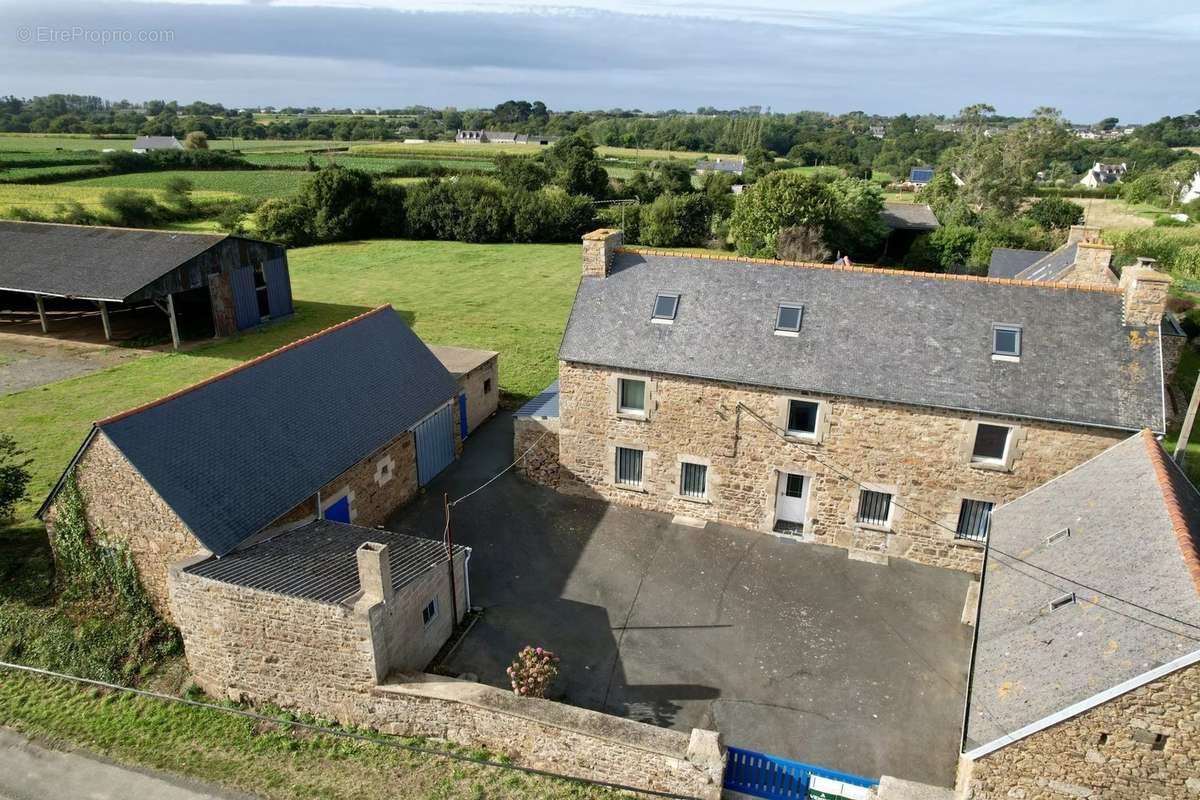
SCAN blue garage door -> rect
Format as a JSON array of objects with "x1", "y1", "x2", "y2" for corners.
[
  {"x1": 323, "y1": 495, "x2": 351, "y2": 523},
  {"x1": 415, "y1": 403, "x2": 455, "y2": 486},
  {"x1": 230, "y1": 266, "x2": 260, "y2": 330}
]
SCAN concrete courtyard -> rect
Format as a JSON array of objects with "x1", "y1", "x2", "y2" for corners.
[{"x1": 387, "y1": 414, "x2": 975, "y2": 787}]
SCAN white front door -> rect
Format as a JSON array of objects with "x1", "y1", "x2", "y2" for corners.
[{"x1": 775, "y1": 472, "x2": 808, "y2": 531}]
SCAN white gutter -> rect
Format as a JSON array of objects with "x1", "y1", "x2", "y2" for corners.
[
  {"x1": 964, "y1": 647, "x2": 1200, "y2": 759},
  {"x1": 463, "y1": 546, "x2": 473, "y2": 610}
]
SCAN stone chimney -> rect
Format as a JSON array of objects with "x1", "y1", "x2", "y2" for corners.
[
  {"x1": 1120, "y1": 258, "x2": 1171, "y2": 327},
  {"x1": 1067, "y1": 225, "x2": 1101, "y2": 245},
  {"x1": 1071, "y1": 241, "x2": 1117, "y2": 286},
  {"x1": 355, "y1": 542, "x2": 394, "y2": 604},
  {"x1": 581, "y1": 229, "x2": 623, "y2": 278}
]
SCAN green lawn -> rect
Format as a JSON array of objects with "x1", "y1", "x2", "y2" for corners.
[
  {"x1": 0, "y1": 239, "x2": 578, "y2": 525},
  {"x1": 0, "y1": 672, "x2": 616, "y2": 800}
]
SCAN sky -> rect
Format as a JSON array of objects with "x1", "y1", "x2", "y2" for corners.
[{"x1": 1, "y1": 0, "x2": 1198, "y2": 121}]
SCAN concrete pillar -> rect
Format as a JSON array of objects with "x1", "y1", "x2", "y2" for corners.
[
  {"x1": 355, "y1": 542, "x2": 394, "y2": 605},
  {"x1": 1120, "y1": 258, "x2": 1171, "y2": 327},
  {"x1": 98, "y1": 301, "x2": 112, "y2": 341},
  {"x1": 166, "y1": 293, "x2": 181, "y2": 350},
  {"x1": 34, "y1": 295, "x2": 48, "y2": 333},
  {"x1": 581, "y1": 229, "x2": 623, "y2": 278}
]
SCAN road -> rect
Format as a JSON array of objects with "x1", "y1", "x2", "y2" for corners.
[{"x1": 0, "y1": 728, "x2": 255, "y2": 800}]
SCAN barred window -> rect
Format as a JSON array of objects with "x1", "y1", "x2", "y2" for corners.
[
  {"x1": 680, "y1": 462, "x2": 708, "y2": 498},
  {"x1": 956, "y1": 499, "x2": 994, "y2": 542},
  {"x1": 615, "y1": 447, "x2": 644, "y2": 487},
  {"x1": 856, "y1": 489, "x2": 893, "y2": 527}
]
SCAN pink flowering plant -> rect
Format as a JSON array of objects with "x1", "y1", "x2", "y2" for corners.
[{"x1": 506, "y1": 645, "x2": 560, "y2": 698}]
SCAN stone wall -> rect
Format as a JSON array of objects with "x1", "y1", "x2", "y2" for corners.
[
  {"x1": 556, "y1": 361, "x2": 1126, "y2": 572},
  {"x1": 459, "y1": 356, "x2": 499, "y2": 434},
  {"x1": 514, "y1": 416, "x2": 561, "y2": 488},
  {"x1": 46, "y1": 430, "x2": 205, "y2": 623},
  {"x1": 369, "y1": 551, "x2": 468, "y2": 675},
  {"x1": 964, "y1": 662, "x2": 1200, "y2": 799}
]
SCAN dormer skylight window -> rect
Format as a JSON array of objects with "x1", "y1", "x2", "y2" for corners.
[
  {"x1": 992, "y1": 324, "x2": 1022, "y2": 360},
  {"x1": 775, "y1": 304, "x2": 803, "y2": 336},
  {"x1": 652, "y1": 293, "x2": 679, "y2": 323}
]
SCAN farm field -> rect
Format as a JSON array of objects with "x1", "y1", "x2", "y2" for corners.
[
  {"x1": 71, "y1": 169, "x2": 312, "y2": 202},
  {"x1": 0, "y1": 239, "x2": 579, "y2": 526},
  {"x1": 1078, "y1": 197, "x2": 1163, "y2": 229},
  {"x1": 243, "y1": 152, "x2": 495, "y2": 172},
  {"x1": 352, "y1": 140, "x2": 732, "y2": 162},
  {"x1": 0, "y1": 183, "x2": 234, "y2": 213},
  {"x1": 0, "y1": 134, "x2": 358, "y2": 153}
]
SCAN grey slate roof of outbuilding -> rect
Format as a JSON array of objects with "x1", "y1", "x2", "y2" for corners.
[
  {"x1": 133, "y1": 135, "x2": 182, "y2": 150},
  {"x1": 0, "y1": 221, "x2": 228, "y2": 301},
  {"x1": 184, "y1": 520, "x2": 465, "y2": 605},
  {"x1": 965, "y1": 432, "x2": 1200, "y2": 750},
  {"x1": 86, "y1": 306, "x2": 459, "y2": 557},
  {"x1": 559, "y1": 251, "x2": 1164, "y2": 432},
  {"x1": 1015, "y1": 243, "x2": 1080, "y2": 282},
  {"x1": 880, "y1": 202, "x2": 939, "y2": 231},
  {"x1": 987, "y1": 247, "x2": 1049, "y2": 279}
]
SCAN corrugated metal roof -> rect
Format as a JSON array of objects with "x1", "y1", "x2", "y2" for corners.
[
  {"x1": 96, "y1": 306, "x2": 459, "y2": 556},
  {"x1": 514, "y1": 381, "x2": 560, "y2": 419},
  {"x1": 184, "y1": 520, "x2": 465, "y2": 605}
]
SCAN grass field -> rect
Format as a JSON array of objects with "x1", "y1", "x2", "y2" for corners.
[
  {"x1": 71, "y1": 169, "x2": 312, "y2": 202},
  {"x1": 0, "y1": 240, "x2": 578, "y2": 526},
  {"x1": 244, "y1": 152, "x2": 495, "y2": 172},
  {"x1": 0, "y1": 134, "x2": 355, "y2": 153},
  {"x1": 0, "y1": 183, "x2": 235, "y2": 213},
  {"x1": 0, "y1": 672, "x2": 616, "y2": 800},
  {"x1": 1079, "y1": 197, "x2": 1164, "y2": 229}
]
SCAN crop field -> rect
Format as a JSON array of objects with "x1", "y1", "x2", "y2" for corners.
[
  {"x1": 0, "y1": 164, "x2": 111, "y2": 183},
  {"x1": 0, "y1": 183, "x2": 234, "y2": 213},
  {"x1": 243, "y1": 152, "x2": 495, "y2": 172},
  {"x1": 70, "y1": 170, "x2": 312, "y2": 201},
  {"x1": 351, "y1": 140, "x2": 729, "y2": 162},
  {"x1": 0, "y1": 135, "x2": 360, "y2": 153}
]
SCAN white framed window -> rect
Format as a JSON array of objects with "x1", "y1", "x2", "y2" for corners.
[
  {"x1": 786, "y1": 399, "x2": 820, "y2": 438},
  {"x1": 421, "y1": 597, "x2": 439, "y2": 626},
  {"x1": 972, "y1": 423, "x2": 1012, "y2": 464},
  {"x1": 652, "y1": 293, "x2": 680, "y2": 323},
  {"x1": 618, "y1": 378, "x2": 647, "y2": 415},
  {"x1": 775, "y1": 304, "x2": 803, "y2": 336},
  {"x1": 679, "y1": 462, "x2": 708, "y2": 499},
  {"x1": 955, "y1": 499, "x2": 994, "y2": 542},
  {"x1": 992, "y1": 324, "x2": 1022, "y2": 359},
  {"x1": 615, "y1": 447, "x2": 644, "y2": 487},
  {"x1": 856, "y1": 489, "x2": 893, "y2": 528}
]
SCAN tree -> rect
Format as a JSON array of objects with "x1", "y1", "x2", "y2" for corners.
[
  {"x1": 1024, "y1": 197, "x2": 1084, "y2": 230},
  {"x1": 495, "y1": 154, "x2": 550, "y2": 192},
  {"x1": 541, "y1": 132, "x2": 609, "y2": 198},
  {"x1": 0, "y1": 433, "x2": 32, "y2": 520},
  {"x1": 653, "y1": 160, "x2": 695, "y2": 195},
  {"x1": 823, "y1": 177, "x2": 888, "y2": 259},
  {"x1": 730, "y1": 171, "x2": 834, "y2": 258},
  {"x1": 183, "y1": 130, "x2": 208, "y2": 149},
  {"x1": 639, "y1": 193, "x2": 713, "y2": 247}
]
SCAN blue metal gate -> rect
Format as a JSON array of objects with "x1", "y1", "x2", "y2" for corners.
[
  {"x1": 264, "y1": 256, "x2": 294, "y2": 319},
  {"x1": 414, "y1": 402, "x2": 455, "y2": 486},
  {"x1": 457, "y1": 393, "x2": 469, "y2": 441},
  {"x1": 723, "y1": 747, "x2": 877, "y2": 800},
  {"x1": 229, "y1": 266, "x2": 260, "y2": 330}
]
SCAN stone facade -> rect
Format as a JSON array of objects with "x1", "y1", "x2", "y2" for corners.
[
  {"x1": 581, "y1": 229, "x2": 622, "y2": 277},
  {"x1": 556, "y1": 361, "x2": 1127, "y2": 572},
  {"x1": 1066, "y1": 242, "x2": 1117, "y2": 286},
  {"x1": 458, "y1": 356, "x2": 499, "y2": 434},
  {"x1": 1123, "y1": 263, "x2": 1173, "y2": 327},
  {"x1": 45, "y1": 431, "x2": 205, "y2": 622},
  {"x1": 514, "y1": 415, "x2": 561, "y2": 488},
  {"x1": 963, "y1": 662, "x2": 1200, "y2": 800}
]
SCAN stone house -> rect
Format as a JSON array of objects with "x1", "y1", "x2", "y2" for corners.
[
  {"x1": 528, "y1": 229, "x2": 1171, "y2": 572},
  {"x1": 1078, "y1": 161, "x2": 1127, "y2": 188},
  {"x1": 961, "y1": 430, "x2": 1200, "y2": 799},
  {"x1": 430, "y1": 345, "x2": 500, "y2": 435},
  {"x1": 38, "y1": 305, "x2": 463, "y2": 622}
]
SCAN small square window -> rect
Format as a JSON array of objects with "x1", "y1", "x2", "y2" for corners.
[
  {"x1": 421, "y1": 597, "x2": 439, "y2": 626},
  {"x1": 775, "y1": 304, "x2": 803, "y2": 333},
  {"x1": 786, "y1": 400, "x2": 819, "y2": 437},
  {"x1": 680, "y1": 462, "x2": 707, "y2": 498},
  {"x1": 856, "y1": 489, "x2": 893, "y2": 527},
  {"x1": 972, "y1": 424, "x2": 1011, "y2": 463},
  {"x1": 956, "y1": 499, "x2": 994, "y2": 542},
  {"x1": 993, "y1": 324, "x2": 1022, "y2": 357},
  {"x1": 618, "y1": 378, "x2": 646, "y2": 414},
  {"x1": 615, "y1": 447, "x2": 644, "y2": 487},
  {"x1": 483, "y1": 378, "x2": 492, "y2": 394},
  {"x1": 652, "y1": 293, "x2": 679, "y2": 321}
]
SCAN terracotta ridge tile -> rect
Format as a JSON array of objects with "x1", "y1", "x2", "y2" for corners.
[{"x1": 1141, "y1": 429, "x2": 1200, "y2": 597}]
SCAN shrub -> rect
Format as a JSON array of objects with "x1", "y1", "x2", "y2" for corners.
[
  {"x1": 509, "y1": 187, "x2": 595, "y2": 243},
  {"x1": 183, "y1": 131, "x2": 209, "y2": 150},
  {"x1": 254, "y1": 167, "x2": 405, "y2": 246},
  {"x1": 596, "y1": 202, "x2": 641, "y2": 244},
  {"x1": 100, "y1": 189, "x2": 163, "y2": 227},
  {"x1": 639, "y1": 193, "x2": 713, "y2": 247},
  {"x1": 0, "y1": 434, "x2": 32, "y2": 520},
  {"x1": 1024, "y1": 197, "x2": 1085, "y2": 230},
  {"x1": 506, "y1": 646, "x2": 559, "y2": 698}
]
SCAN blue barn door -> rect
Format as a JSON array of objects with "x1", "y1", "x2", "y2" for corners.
[
  {"x1": 415, "y1": 403, "x2": 456, "y2": 486},
  {"x1": 457, "y1": 393, "x2": 469, "y2": 440},
  {"x1": 323, "y1": 495, "x2": 350, "y2": 523},
  {"x1": 230, "y1": 266, "x2": 260, "y2": 330},
  {"x1": 264, "y1": 256, "x2": 294, "y2": 319}
]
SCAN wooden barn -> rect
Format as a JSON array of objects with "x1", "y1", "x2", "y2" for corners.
[{"x1": 0, "y1": 221, "x2": 292, "y2": 348}]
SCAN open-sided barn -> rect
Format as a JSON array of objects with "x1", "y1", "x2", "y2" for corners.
[{"x1": 0, "y1": 221, "x2": 292, "y2": 348}]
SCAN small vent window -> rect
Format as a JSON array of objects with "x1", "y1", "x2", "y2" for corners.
[
  {"x1": 856, "y1": 489, "x2": 893, "y2": 527},
  {"x1": 775, "y1": 304, "x2": 803, "y2": 334},
  {"x1": 616, "y1": 447, "x2": 644, "y2": 487},
  {"x1": 993, "y1": 324, "x2": 1022, "y2": 358},
  {"x1": 1046, "y1": 528, "x2": 1071, "y2": 545},
  {"x1": 680, "y1": 462, "x2": 708, "y2": 499},
  {"x1": 1048, "y1": 592, "x2": 1076, "y2": 611},
  {"x1": 956, "y1": 499, "x2": 994, "y2": 542},
  {"x1": 652, "y1": 293, "x2": 679, "y2": 322},
  {"x1": 422, "y1": 597, "x2": 439, "y2": 626}
]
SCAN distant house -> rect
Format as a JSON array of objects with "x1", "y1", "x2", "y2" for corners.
[
  {"x1": 514, "y1": 133, "x2": 556, "y2": 145},
  {"x1": 868, "y1": 125, "x2": 885, "y2": 139},
  {"x1": 695, "y1": 158, "x2": 745, "y2": 176},
  {"x1": 1079, "y1": 161, "x2": 1127, "y2": 187},
  {"x1": 454, "y1": 130, "x2": 517, "y2": 144},
  {"x1": 962, "y1": 430, "x2": 1200, "y2": 798},
  {"x1": 132, "y1": 135, "x2": 183, "y2": 153}
]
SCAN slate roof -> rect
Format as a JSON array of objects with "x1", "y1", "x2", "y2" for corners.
[
  {"x1": 0, "y1": 221, "x2": 228, "y2": 301},
  {"x1": 184, "y1": 520, "x2": 465, "y2": 605},
  {"x1": 428, "y1": 344, "x2": 498, "y2": 378},
  {"x1": 49, "y1": 306, "x2": 459, "y2": 557},
  {"x1": 696, "y1": 159, "x2": 745, "y2": 173},
  {"x1": 514, "y1": 381, "x2": 560, "y2": 419},
  {"x1": 987, "y1": 247, "x2": 1048, "y2": 279},
  {"x1": 880, "y1": 202, "x2": 939, "y2": 231},
  {"x1": 559, "y1": 251, "x2": 1165, "y2": 432},
  {"x1": 965, "y1": 432, "x2": 1200, "y2": 750},
  {"x1": 1015, "y1": 243, "x2": 1079, "y2": 282},
  {"x1": 133, "y1": 136, "x2": 182, "y2": 150}
]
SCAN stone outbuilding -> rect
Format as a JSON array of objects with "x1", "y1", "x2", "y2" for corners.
[
  {"x1": 430, "y1": 344, "x2": 499, "y2": 436},
  {"x1": 38, "y1": 305, "x2": 463, "y2": 622},
  {"x1": 961, "y1": 431, "x2": 1200, "y2": 798}
]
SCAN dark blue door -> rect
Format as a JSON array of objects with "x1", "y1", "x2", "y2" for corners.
[
  {"x1": 324, "y1": 496, "x2": 350, "y2": 523},
  {"x1": 230, "y1": 266, "x2": 260, "y2": 330},
  {"x1": 458, "y1": 393, "x2": 469, "y2": 440}
]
